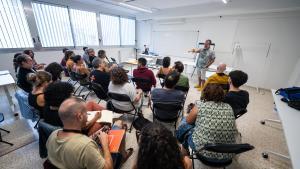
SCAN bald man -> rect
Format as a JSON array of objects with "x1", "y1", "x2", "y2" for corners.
[
  {"x1": 46, "y1": 97, "x2": 113, "y2": 169},
  {"x1": 200, "y1": 63, "x2": 229, "y2": 91}
]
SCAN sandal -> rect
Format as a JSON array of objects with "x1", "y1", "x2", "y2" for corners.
[
  {"x1": 122, "y1": 124, "x2": 128, "y2": 131},
  {"x1": 122, "y1": 148, "x2": 134, "y2": 163}
]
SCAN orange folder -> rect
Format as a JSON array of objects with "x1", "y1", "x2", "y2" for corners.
[{"x1": 108, "y1": 130, "x2": 125, "y2": 153}]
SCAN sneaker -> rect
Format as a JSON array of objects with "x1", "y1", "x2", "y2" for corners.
[
  {"x1": 197, "y1": 87, "x2": 203, "y2": 91},
  {"x1": 194, "y1": 84, "x2": 201, "y2": 88}
]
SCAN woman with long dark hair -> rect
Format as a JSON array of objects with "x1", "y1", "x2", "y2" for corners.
[{"x1": 134, "y1": 123, "x2": 191, "y2": 169}]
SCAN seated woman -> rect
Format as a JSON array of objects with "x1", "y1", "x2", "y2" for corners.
[
  {"x1": 108, "y1": 67, "x2": 143, "y2": 111},
  {"x1": 16, "y1": 54, "x2": 36, "y2": 93},
  {"x1": 65, "y1": 50, "x2": 75, "y2": 72},
  {"x1": 43, "y1": 82, "x2": 105, "y2": 135},
  {"x1": 156, "y1": 56, "x2": 172, "y2": 77},
  {"x1": 98, "y1": 49, "x2": 118, "y2": 68},
  {"x1": 60, "y1": 48, "x2": 70, "y2": 76},
  {"x1": 27, "y1": 71, "x2": 52, "y2": 116},
  {"x1": 133, "y1": 123, "x2": 191, "y2": 169},
  {"x1": 45, "y1": 62, "x2": 64, "y2": 82},
  {"x1": 173, "y1": 61, "x2": 189, "y2": 88},
  {"x1": 177, "y1": 84, "x2": 238, "y2": 161},
  {"x1": 71, "y1": 55, "x2": 90, "y2": 83},
  {"x1": 23, "y1": 50, "x2": 45, "y2": 70}
]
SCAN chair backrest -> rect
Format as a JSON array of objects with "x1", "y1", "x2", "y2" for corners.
[
  {"x1": 152, "y1": 102, "x2": 183, "y2": 122},
  {"x1": 38, "y1": 121, "x2": 61, "y2": 158},
  {"x1": 107, "y1": 92, "x2": 135, "y2": 112},
  {"x1": 0, "y1": 113, "x2": 4, "y2": 122},
  {"x1": 235, "y1": 109, "x2": 248, "y2": 119},
  {"x1": 174, "y1": 85, "x2": 190, "y2": 93},
  {"x1": 202, "y1": 143, "x2": 255, "y2": 154},
  {"x1": 68, "y1": 71, "x2": 78, "y2": 81},
  {"x1": 131, "y1": 77, "x2": 152, "y2": 92},
  {"x1": 15, "y1": 90, "x2": 38, "y2": 120},
  {"x1": 90, "y1": 82, "x2": 108, "y2": 100},
  {"x1": 156, "y1": 58, "x2": 163, "y2": 66}
]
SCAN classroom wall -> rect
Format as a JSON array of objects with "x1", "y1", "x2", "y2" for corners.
[
  {"x1": 0, "y1": 48, "x2": 135, "y2": 77},
  {"x1": 137, "y1": 11, "x2": 300, "y2": 89}
]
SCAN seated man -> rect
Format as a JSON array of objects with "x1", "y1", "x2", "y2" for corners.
[
  {"x1": 46, "y1": 97, "x2": 113, "y2": 169},
  {"x1": 90, "y1": 58, "x2": 111, "y2": 94},
  {"x1": 201, "y1": 63, "x2": 229, "y2": 91},
  {"x1": 151, "y1": 71, "x2": 185, "y2": 120},
  {"x1": 224, "y1": 70, "x2": 249, "y2": 118},
  {"x1": 16, "y1": 54, "x2": 36, "y2": 93},
  {"x1": 86, "y1": 48, "x2": 97, "y2": 68},
  {"x1": 173, "y1": 61, "x2": 189, "y2": 88},
  {"x1": 133, "y1": 57, "x2": 156, "y2": 92}
]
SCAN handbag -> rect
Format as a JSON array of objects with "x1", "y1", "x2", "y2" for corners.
[
  {"x1": 276, "y1": 87, "x2": 300, "y2": 111},
  {"x1": 132, "y1": 115, "x2": 151, "y2": 131},
  {"x1": 275, "y1": 87, "x2": 300, "y2": 101}
]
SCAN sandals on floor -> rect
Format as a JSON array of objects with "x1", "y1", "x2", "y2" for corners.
[{"x1": 122, "y1": 148, "x2": 134, "y2": 163}]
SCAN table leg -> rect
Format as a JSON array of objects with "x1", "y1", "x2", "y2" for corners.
[{"x1": 3, "y1": 85, "x2": 15, "y2": 112}]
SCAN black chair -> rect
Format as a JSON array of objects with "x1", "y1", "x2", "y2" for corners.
[
  {"x1": 174, "y1": 85, "x2": 190, "y2": 94},
  {"x1": 67, "y1": 71, "x2": 79, "y2": 87},
  {"x1": 74, "y1": 72, "x2": 91, "y2": 96},
  {"x1": 90, "y1": 82, "x2": 109, "y2": 103},
  {"x1": 157, "y1": 73, "x2": 166, "y2": 88},
  {"x1": 151, "y1": 102, "x2": 183, "y2": 130},
  {"x1": 235, "y1": 109, "x2": 247, "y2": 119},
  {"x1": 131, "y1": 77, "x2": 152, "y2": 94},
  {"x1": 38, "y1": 121, "x2": 60, "y2": 158},
  {"x1": 0, "y1": 113, "x2": 13, "y2": 146},
  {"x1": 190, "y1": 143, "x2": 254, "y2": 169},
  {"x1": 107, "y1": 92, "x2": 142, "y2": 132}
]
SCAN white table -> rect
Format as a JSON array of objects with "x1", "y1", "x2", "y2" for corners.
[
  {"x1": 270, "y1": 89, "x2": 300, "y2": 169},
  {"x1": 0, "y1": 70, "x2": 10, "y2": 75},
  {"x1": 0, "y1": 71, "x2": 16, "y2": 112},
  {"x1": 138, "y1": 53, "x2": 159, "y2": 58}
]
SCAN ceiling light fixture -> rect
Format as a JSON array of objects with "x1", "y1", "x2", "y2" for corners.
[
  {"x1": 222, "y1": 0, "x2": 227, "y2": 4},
  {"x1": 119, "y1": 2, "x2": 153, "y2": 13}
]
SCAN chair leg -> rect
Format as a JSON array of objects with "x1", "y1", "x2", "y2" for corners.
[
  {"x1": 0, "y1": 140, "x2": 14, "y2": 146},
  {"x1": 0, "y1": 133, "x2": 13, "y2": 146},
  {"x1": 191, "y1": 67, "x2": 196, "y2": 77},
  {"x1": 192, "y1": 150, "x2": 195, "y2": 169},
  {"x1": 84, "y1": 91, "x2": 92, "y2": 100},
  {"x1": 34, "y1": 117, "x2": 41, "y2": 129},
  {"x1": 0, "y1": 128, "x2": 10, "y2": 133}
]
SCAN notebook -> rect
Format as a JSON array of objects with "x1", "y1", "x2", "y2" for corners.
[
  {"x1": 87, "y1": 110, "x2": 113, "y2": 124},
  {"x1": 108, "y1": 130, "x2": 125, "y2": 153}
]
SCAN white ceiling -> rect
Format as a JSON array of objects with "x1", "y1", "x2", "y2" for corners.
[{"x1": 72, "y1": 0, "x2": 300, "y2": 19}]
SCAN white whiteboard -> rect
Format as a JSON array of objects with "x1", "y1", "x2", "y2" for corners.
[{"x1": 152, "y1": 30, "x2": 199, "y2": 59}]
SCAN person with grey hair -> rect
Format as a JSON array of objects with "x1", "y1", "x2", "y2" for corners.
[
  {"x1": 90, "y1": 58, "x2": 111, "y2": 93},
  {"x1": 85, "y1": 48, "x2": 96, "y2": 68},
  {"x1": 46, "y1": 97, "x2": 113, "y2": 169}
]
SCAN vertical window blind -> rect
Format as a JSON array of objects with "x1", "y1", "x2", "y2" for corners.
[
  {"x1": 32, "y1": 2, "x2": 73, "y2": 47},
  {"x1": 70, "y1": 9, "x2": 98, "y2": 46},
  {"x1": 0, "y1": 0, "x2": 33, "y2": 48},
  {"x1": 100, "y1": 14, "x2": 120, "y2": 46},
  {"x1": 120, "y1": 17, "x2": 135, "y2": 46}
]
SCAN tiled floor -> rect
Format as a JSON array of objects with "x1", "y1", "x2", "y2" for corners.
[{"x1": 0, "y1": 70, "x2": 292, "y2": 169}]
